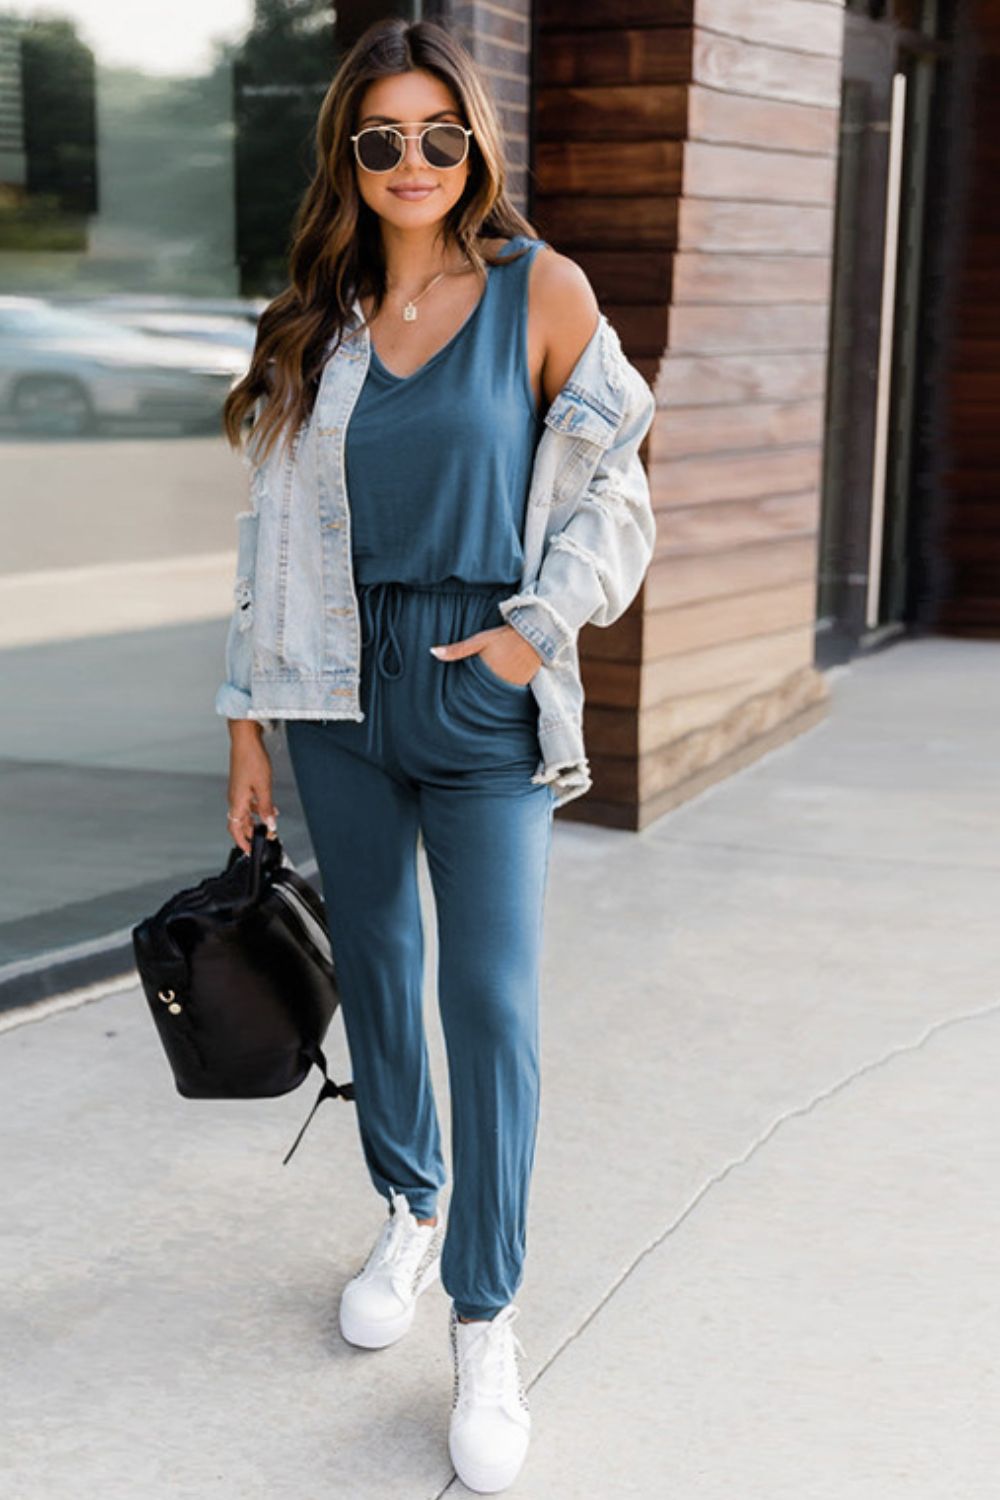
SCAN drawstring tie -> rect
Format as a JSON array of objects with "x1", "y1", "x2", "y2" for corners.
[
  {"x1": 354, "y1": 579, "x2": 516, "y2": 759},
  {"x1": 359, "y1": 580, "x2": 405, "y2": 759}
]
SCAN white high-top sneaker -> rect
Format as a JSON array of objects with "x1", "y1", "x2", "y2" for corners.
[
  {"x1": 448, "y1": 1302, "x2": 531, "y2": 1493},
  {"x1": 339, "y1": 1188, "x2": 444, "y2": 1349}
]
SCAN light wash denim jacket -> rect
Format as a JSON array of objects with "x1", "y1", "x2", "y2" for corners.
[{"x1": 215, "y1": 299, "x2": 657, "y2": 808}]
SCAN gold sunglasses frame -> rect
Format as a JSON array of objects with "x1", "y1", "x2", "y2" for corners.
[{"x1": 350, "y1": 122, "x2": 474, "y2": 174}]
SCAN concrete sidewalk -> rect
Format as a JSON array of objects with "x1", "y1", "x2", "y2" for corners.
[{"x1": 2, "y1": 635, "x2": 997, "y2": 1499}]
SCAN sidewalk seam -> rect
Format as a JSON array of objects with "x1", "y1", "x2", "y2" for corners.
[
  {"x1": 520, "y1": 998, "x2": 1000, "y2": 1409},
  {"x1": 429, "y1": 999, "x2": 1000, "y2": 1498}
]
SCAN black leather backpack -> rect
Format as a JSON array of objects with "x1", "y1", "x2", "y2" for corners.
[{"x1": 131, "y1": 822, "x2": 355, "y2": 1164}]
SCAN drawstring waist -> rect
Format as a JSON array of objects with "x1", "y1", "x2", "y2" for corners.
[{"x1": 356, "y1": 579, "x2": 514, "y2": 758}]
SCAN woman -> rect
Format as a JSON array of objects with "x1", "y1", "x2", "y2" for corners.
[{"x1": 217, "y1": 16, "x2": 655, "y2": 1495}]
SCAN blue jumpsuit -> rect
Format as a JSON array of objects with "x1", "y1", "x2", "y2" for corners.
[{"x1": 284, "y1": 235, "x2": 555, "y2": 1321}]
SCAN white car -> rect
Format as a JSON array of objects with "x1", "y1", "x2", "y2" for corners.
[{"x1": 0, "y1": 296, "x2": 251, "y2": 436}]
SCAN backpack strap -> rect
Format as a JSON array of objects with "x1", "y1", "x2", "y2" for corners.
[{"x1": 281, "y1": 1040, "x2": 356, "y2": 1166}]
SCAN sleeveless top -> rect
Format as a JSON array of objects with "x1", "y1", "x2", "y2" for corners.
[{"x1": 345, "y1": 234, "x2": 548, "y2": 589}]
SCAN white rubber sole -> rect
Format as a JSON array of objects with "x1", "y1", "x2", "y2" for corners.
[
  {"x1": 448, "y1": 1427, "x2": 531, "y2": 1494},
  {"x1": 338, "y1": 1254, "x2": 441, "y2": 1349}
]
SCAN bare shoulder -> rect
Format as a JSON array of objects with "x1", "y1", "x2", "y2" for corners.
[
  {"x1": 532, "y1": 244, "x2": 596, "y2": 310},
  {"x1": 529, "y1": 246, "x2": 601, "y2": 405}
]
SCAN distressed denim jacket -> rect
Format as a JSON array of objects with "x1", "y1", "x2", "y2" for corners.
[{"x1": 215, "y1": 300, "x2": 657, "y2": 809}]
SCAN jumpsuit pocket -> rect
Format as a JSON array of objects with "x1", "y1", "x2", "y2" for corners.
[
  {"x1": 443, "y1": 650, "x2": 537, "y2": 737},
  {"x1": 467, "y1": 649, "x2": 531, "y2": 695}
]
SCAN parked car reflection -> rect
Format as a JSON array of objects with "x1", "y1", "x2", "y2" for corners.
[
  {"x1": 66, "y1": 295, "x2": 266, "y2": 356},
  {"x1": 0, "y1": 297, "x2": 250, "y2": 438},
  {"x1": 94, "y1": 311, "x2": 259, "y2": 354}
]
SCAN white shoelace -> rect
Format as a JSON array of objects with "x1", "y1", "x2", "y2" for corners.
[
  {"x1": 455, "y1": 1305, "x2": 526, "y2": 1408},
  {"x1": 360, "y1": 1195, "x2": 436, "y2": 1298}
]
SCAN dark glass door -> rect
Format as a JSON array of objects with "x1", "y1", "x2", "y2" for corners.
[{"x1": 816, "y1": 1, "x2": 946, "y2": 665}]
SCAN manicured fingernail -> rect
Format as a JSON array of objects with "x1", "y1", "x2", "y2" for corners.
[
  {"x1": 265, "y1": 815, "x2": 277, "y2": 830},
  {"x1": 429, "y1": 646, "x2": 445, "y2": 658}
]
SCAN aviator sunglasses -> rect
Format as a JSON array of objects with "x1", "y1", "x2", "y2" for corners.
[{"x1": 350, "y1": 121, "x2": 474, "y2": 174}]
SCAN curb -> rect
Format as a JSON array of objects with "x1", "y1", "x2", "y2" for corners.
[{"x1": 0, "y1": 857, "x2": 321, "y2": 1018}]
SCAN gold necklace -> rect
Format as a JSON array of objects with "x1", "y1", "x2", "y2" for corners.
[
  {"x1": 390, "y1": 256, "x2": 474, "y2": 322},
  {"x1": 400, "y1": 270, "x2": 445, "y2": 322}
]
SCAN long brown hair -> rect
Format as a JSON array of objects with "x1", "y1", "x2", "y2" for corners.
[{"x1": 222, "y1": 16, "x2": 540, "y2": 469}]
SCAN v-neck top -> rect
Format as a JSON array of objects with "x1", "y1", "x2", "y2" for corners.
[{"x1": 344, "y1": 234, "x2": 548, "y2": 588}]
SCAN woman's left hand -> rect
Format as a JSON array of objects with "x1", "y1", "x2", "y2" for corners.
[{"x1": 430, "y1": 624, "x2": 543, "y2": 686}]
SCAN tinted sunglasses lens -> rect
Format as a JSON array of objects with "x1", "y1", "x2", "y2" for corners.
[
  {"x1": 422, "y1": 125, "x2": 468, "y2": 168},
  {"x1": 357, "y1": 129, "x2": 402, "y2": 172}
]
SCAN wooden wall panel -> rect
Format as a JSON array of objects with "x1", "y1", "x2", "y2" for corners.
[
  {"x1": 678, "y1": 200, "x2": 835, "y2": 253},
  {"x1": 655, "y1": 492, "x2": 821, "y2": 553},
  {"x1": 661, "y1": 352, "x2": 828, "y2": 405},
  {"x1": 646, "y1": 536, "x2": 820, "y2": 608},
  {"x1": 682, "y1": 141, "x2": 838, "y2": 203},
  {"x1": 537, "y1": 28, "x2": 693, "y2": 85},
  {"x1": 937, "y1": 8, "x2": 1000, "y2": 633},
  {"x1": 688, "y1": 85, "x2": 840, "y2": 152},
  {"x1": 672, "y1": 252, "x2": 832, "y2": 303},
  {"x1": 565, "y1": 249, "x2": 670, "y2": 305},
  {"x1": 646, "y1": 581, "x2": 818, "y2": 656},
  {"x1": 692, "y1": 31, "x2": 842, "y2": 107},
  {"x1": 694, "y1": 0, "x2": 844, "y2": 56},
  {"x1": 668, "y1": 303, "x2": 830, "y2": 351},
  {"x1": 538, "y1": 0, "x2": 689, "y2": 24},
  {"x1": 598, "y1": 304, "x2": 670, "y2": 356},
  {"x1": 538, "y1": 195, "x2": 677, "y2": 247},
  {"x1": 535, "y1": 85, "x2": 687, "y2": 140},
  {"x1": 640, "y1": 666, "x2": 817, "y2": 750},
  {"x1": 534, "y1": 1, "x2": 694, "y2": 826},
  {"x1": 652, "y1": 449, "x2": 823, "y2": 507},
  {"x1": 655, "y1": 398, "x2": 825, "y2": 456},
  {"x1": 644, "y1": 624, "x2": 817, "y2": 699},
  {"x1": 639, "y1": 0, "x2": 840, "y2": 825},
  {"x1": 534, "y1": 140, "x2": 683, "y2": 197},
  {"x1": 534, "y1": 0, "x2": 839, "y2": 827}
]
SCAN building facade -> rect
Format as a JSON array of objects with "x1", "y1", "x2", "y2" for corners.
[{"x1": 447, "y1": 0, "x2": 979, "y2": 830}]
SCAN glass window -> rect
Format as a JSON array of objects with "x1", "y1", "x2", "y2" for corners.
[{"x1": 0, "y1": 1, "x2": 422, "y2": 1001}]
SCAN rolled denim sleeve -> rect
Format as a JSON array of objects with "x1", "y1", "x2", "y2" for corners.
[{"x1": 498, "y1": 366, "x2": 657, "y2": 666}]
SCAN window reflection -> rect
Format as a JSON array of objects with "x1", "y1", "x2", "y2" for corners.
[
  {"x1": 0, "y1": 0, "x2": 421, "y2": 991},
  {"x1": 0, "y1": 296, "x2": 249, "y2": 436}
]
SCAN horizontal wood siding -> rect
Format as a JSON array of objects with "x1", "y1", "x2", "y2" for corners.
[
  {"x1": 532, "y1": 0, "x2": 840, "y2": 826},
  {"x1": 641, "y1": 0, "x2": 842, "y2": 820},
  {"x1": 534, "y1": 1, "x2": 692, "y2": 824},
  {"x1": 936, "y1": 2, "x2": 1000, "y2": 634}
]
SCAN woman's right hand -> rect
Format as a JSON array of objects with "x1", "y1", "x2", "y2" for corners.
[{"x1": 226, "y1": 721, "x2": 279, "y2": 855}]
